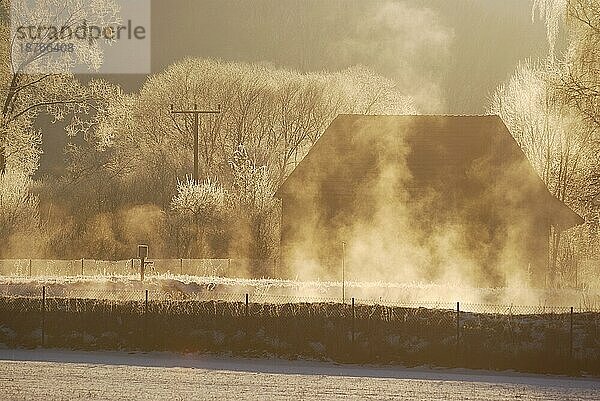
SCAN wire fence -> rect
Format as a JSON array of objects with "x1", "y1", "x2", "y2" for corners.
[
  {"x1": 0, "y1": 284, "x2": 599, "y2": 375},
  {"x1": 0, "y1": 258, "x2": 277, "y2": 278},
  {"x1": 2, "y1": 283, "x2": 599, "y2": 313}
]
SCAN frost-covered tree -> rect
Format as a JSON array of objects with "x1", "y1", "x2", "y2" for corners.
[
  {"x1": 0, "y1": 0, "x2": 121, "y2": 174},
  {"x1": 104, "y1": 58, "x2": 416, "y2": 204},
  {"x1": 532, "y1": 0, "x2": 567, "y2": 59},
  {"x1": 228, "y1": 144, "x2": 279, "y2": 267},
  {"x1": 229, "y1": 144, "x2": 273, "y2": 214},
  {"x1": 28, "y1": 57, "x2": 418, "y2": 263},
  {"x1": 492, "y1": 0, "x2": 600, "y2": 286},
  {"x1": 490, "y1": 61, "x2": 594, "y2": 206},
  {"x1": 532, "y1": 0, "x2": 600, "y2": 143},
  {"x1": 171, "y1": 177, "x2": 228, "y2": 221},
  {"x1": 0, "y1": 171, "x2": 39, "y2": 257},
  {"x1": 170, "y1": 177, "x2": 229, "y2": 257},
  {"x1": 490, "y1": 61, "x2": 597, "y2": 283},
  {"x1": 0, "y1": 0, "x2": 121, "y2": 257}
]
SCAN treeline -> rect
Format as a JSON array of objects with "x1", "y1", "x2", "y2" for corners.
[{"x1": 1, "y1": 59, "x2": 415, "y2": 268}]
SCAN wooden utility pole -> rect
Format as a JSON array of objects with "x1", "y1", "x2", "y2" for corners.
[{"x1": 170, "y1": 104, "x2": 221, "y2": 182}]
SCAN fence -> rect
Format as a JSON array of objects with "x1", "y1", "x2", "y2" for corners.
[
  {"x1": 0, "y1": 284, "x2": 598, "y2": 375},
  {"x1": 0, "y1": 258, "x2": 277, "y2": 278}
]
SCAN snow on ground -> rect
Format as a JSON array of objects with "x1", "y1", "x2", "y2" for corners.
[
  {"x1": 0, "y1": 349, "x2": 598, "y2": 400},
  {"x1": 1, "y1": 275, "x2": 599, "y2": 310}
]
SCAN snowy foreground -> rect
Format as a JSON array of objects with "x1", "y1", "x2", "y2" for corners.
[{"x1": 0, "y1": 349, "x2": 598, "y2": 400}]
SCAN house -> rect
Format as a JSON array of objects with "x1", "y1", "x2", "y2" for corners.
[{"x1": 275, "y1": 115, "x2": 583, "y2": 285}]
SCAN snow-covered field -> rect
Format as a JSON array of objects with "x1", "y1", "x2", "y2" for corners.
[
  {"x1": 2, "y1": 275, "x2": 599, "y2": 311},
  {"x1": 0, "y1": 349, "x2": 598, "y2": 400}
]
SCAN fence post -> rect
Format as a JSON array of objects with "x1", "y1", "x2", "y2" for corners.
[
  {"x1": 245, "y1": 293, "x2": 249, "y2": 317},
  {"x1": 142, "y1": 289, "x2": 149, "y2": 349},
  {"x1": 28, "y1": 259, "x2": 32, "y2": 277},
  {"x1": 570, "y1": 306, "x2": 574, "y2": 364},
  {"x1": 244, "y1": 293, "x2": 250, "y2": 340},
  {"x1": 41, "y1": 286, "x2": 46, "y2": 347},
  {"x1": 81, "y1": 258, "x2": 84, "y2": 276},
  {"x1": 456, "y1": 301, "x2": 460, "y2": 364},
  {"x1": 180, "y1": 258, "x2": 183, "y2": 275},
  {"x1": 352, "y1": 297, "x2": 355, "y2": 343}
]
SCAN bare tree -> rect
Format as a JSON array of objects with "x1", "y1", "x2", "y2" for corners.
[
  {"x1": 494, "y1": 0, "x2": 600, "y2": 286},
  {"x1": 31, "y1": 58, "x2": 418, "y2": 262},
  {"x1": 490, "y1": 61, "x2": 594, "y2": 205},
  {"x1": 0, "y1": 0, "x2": 120, "y2": 174},
  {"x1": 109, "y1": 59, "x2": 417, "y2": 191}
]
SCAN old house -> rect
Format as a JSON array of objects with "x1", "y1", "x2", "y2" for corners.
[{"x1": 275, "y1": 115, "x2": 583, "y2": 285}]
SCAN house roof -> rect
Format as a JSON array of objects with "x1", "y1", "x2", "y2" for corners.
[{"x1": 276, "y1": 114, "x2": 583, "y2": 229}]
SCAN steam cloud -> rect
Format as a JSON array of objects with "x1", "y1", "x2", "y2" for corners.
[
  {"x1": 330, "y1": 1, "x2": 454, "y2": 113},
  {"x1": 280, "y1": 116, "x2": 573, "y2": 307}
]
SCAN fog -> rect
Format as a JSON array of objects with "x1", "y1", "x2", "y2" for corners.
[
  {"x1": 4, "y1": 0, "x2": 593, "y2": 304},
  {"x1": 279, "y1": 115, "x2": 571, "y2": 295}
]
